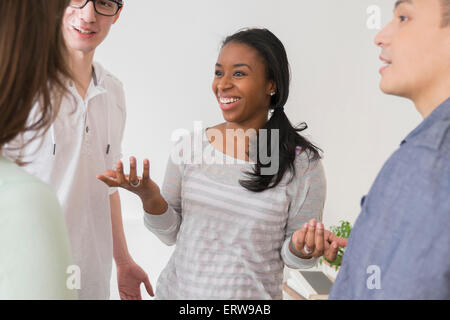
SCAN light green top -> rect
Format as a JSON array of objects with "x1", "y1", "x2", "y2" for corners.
[{"x1": 0, "y1": 156, "x2": 77, "y2": 300}]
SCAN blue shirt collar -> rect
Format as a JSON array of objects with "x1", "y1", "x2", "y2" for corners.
[{"x1": 401, "y1": 97, "x2": 450, "y2": 147}]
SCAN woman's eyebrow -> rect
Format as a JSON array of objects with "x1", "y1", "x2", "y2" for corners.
[
  {"x1": 216, "y1": 63, "x2": 252, "y2": 70},
  {"x1": 215, "y1": 63, "x2": 252, "y2": 70},
  {"x1": 233, "y1": 63, "x2": 252, "y2": 70}
]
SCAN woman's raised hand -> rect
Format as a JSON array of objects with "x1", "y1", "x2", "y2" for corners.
[
  {"x1": 97, "y1": 157, "x2": 161, "y2": 202},
  {"x1": 290, "y1": 219, "x2": 348, "y2": 261}
]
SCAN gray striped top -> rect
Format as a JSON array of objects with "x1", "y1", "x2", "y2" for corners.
[{"x1": 144, "y1": 130, "x2": 326, "y2": 299}]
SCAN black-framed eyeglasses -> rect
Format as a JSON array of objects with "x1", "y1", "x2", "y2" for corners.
[{"x1": 70, "y1": 0, "x2": 123, "y2": 17}]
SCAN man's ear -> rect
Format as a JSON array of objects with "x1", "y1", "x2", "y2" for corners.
[{"x1": 113, "y1": 7, "x2": 123, "y2": 24}]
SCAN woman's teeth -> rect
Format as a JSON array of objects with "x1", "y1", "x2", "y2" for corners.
[{"x1": 220, "y1": 97, "x2": 241, "y2": 104}]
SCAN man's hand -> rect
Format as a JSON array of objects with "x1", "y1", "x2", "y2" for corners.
[
  {"x1": 117, "y1": 261, "x2": 154, "y2": 300},
  {"x1": 291, "y1": 219, "x2": 348, "y2": 261}
]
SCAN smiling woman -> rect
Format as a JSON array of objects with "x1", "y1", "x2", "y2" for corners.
[
  {"x1": 97, "y1": 28, "x2": 347, "y2": 300},
  {"x1": 216, "y1": 29, "x2": 322, "y2": 193}
]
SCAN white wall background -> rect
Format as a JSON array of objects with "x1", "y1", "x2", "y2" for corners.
[{"x1": 95, "y1": 0, "x2": 422, "y2": 299}]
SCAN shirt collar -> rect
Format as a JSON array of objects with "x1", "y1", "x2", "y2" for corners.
[
  {"x1": 401, "y1": 97, "x2": 450, "y2": 147},
  {"x1": 89, "y1": 63, "x2": 107, "y2": 97},
  {"x1": 91, "y1": 62, "x2": 106, "y2": 88},
  {"x1": 68, "y1": 63, "x2": 107, "y2": 101}
]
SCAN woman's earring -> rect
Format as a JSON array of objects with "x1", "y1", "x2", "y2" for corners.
[{"x1": 270, "y1": 92, "x2": 276, "y2": 96}]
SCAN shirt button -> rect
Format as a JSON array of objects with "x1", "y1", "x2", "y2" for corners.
[{"x1": 360, "y1": 195, "x2": 367, "y2": 207}]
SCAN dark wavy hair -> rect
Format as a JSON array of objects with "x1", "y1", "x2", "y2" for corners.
[{"x1": 221, "y1": 28, "x2": 322, "y2": 192}]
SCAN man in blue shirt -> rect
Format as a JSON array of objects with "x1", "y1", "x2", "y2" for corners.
[{"x1": 330, "y1": 0, "x2": 450, "y2": 299}]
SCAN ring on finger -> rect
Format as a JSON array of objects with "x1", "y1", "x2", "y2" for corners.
[
  {"x1": 130, "y1": 179, "x2": 141, "y2": 188},
  {"x1": 304, "y1": 245, "x2": 313, "y2": 255}
]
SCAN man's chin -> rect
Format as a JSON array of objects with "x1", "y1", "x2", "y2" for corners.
[
  {"x1": 68, "y1": 44, "x2": 97, "y2": 55},
  {"x1": 379, "y1": 83, "x2": 392, "y2": 95},
  {"x1": 380, "y1": 80, "x2": 402, "y2": 96}
]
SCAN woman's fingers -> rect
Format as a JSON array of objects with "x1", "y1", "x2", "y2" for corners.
[
  {"x1": 337, "y1": 237, "x2": 348, "y2": 247},
  {"x1": 324, "y1": 230, "x2": 348, "y2": 248},
  {"x1": 103, "y1": 170, "x2": 117, "y2": 178},
  {"x1": 96, "y1": 174, "x2": 120, "y2": 187},
  {"x1": 325, "y1": 241, "x2": 339, "y2": 262},
  {"x1": 304, "y1": 219, "x2": 317, "y2": 253},
  {"x1": 291, "y1": 222, "x2": 346, "y2": 261},
  {"x1": 292, "y1": 223, "x2": 308, "y2": 252},
  {"x1": 314, "y1": 222, "x2": 325, "y2": 257},
  {"x1": 116, "y1": 161, "x2": 126, "y2": 185},
  {"x1": 142, "y1": 159, "x2": 150, "y2": 181},
  {"x1": 129, "y1": 157, "x2": 139, "y2": 185}
]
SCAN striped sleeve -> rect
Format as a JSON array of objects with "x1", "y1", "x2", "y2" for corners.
[
  {"x1": 281, "y1": 158, "x2": 327, "y2": 269},
  {"x1": 143, "y1": 141, "x2": 185, "y2": 246}
]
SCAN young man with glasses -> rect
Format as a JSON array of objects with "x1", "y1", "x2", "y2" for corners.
[{"x1": 7, "y1": 0, "x2": 154, "y2": 300}]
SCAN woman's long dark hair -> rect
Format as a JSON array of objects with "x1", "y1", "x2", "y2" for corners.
[{"x1": 222, "y1": 28, "x2": 322, "y2": 192}]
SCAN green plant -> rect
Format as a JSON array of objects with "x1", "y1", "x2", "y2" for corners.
[{"x1": 320, "y1": 220, "x2": 352, "y2": 270}]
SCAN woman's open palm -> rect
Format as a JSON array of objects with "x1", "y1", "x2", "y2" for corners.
[{"x1": 97, "y1": 157, "x2": 161, "y2": 201}]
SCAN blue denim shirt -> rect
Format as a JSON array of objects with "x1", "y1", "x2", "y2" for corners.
[{"x1": 330, "y1": 98, "x2": 450, "y2": 300}]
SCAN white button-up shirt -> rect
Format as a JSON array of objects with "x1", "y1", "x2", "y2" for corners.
[{"x1": 7, "y1": 62, "x2": 126, "y2": 299}]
